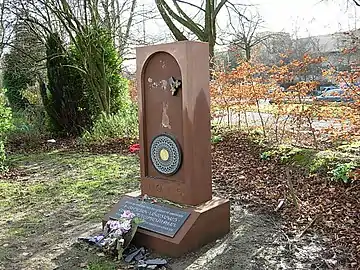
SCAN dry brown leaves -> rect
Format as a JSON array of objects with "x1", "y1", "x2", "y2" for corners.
[
  {"x1": 212, "y1": 132, "x2": 360, "y2": 268},
  {"x1": 6, "y1": 135, "x2": 79, "y2": 154}
]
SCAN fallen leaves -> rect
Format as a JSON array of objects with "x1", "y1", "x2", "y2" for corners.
[{"x1": 212, "y1": 131, "x2": 360, "y2": 268}]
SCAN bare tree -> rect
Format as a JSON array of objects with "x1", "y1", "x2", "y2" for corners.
[
  {"x1": 321, "y1": 0, "x2": 360, "y2": 8},
  {"x1": 0, "y1": 0, "x2": 16, "y2": 58},
  {"x1": 343, "y1": 0, "x2": 359, "y2": 6},
  {"x1": 227, "y1": 10, "x2": 272, "y2": 61},
  {"x1": 1, "y1": 0, "x2": 149, "y2": 59},
  {"x1": 155, "y1": 0, "x2": 235, "y2": 60},
  {"x1": 256, "y1": 32, "x2": 293, "y2": 65},
  {"x1": 99, "y1": 0, "x2": 139, "y2": 56}
]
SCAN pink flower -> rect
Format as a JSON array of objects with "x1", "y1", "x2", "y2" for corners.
[
  {"x1": 105, "y1": 220, "x2": 121, "y2": 231},
  {"x1": 121, "y1": 210, "x2": 135, "y2": 220}
]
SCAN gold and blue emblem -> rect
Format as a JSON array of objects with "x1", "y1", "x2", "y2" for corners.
[{"x1": 150, "y1": 134, "x2": 182, "y2": 175}]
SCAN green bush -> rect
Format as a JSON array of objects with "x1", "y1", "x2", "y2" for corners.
[
  {"x1": 0, "y1": 141, "x2": 5, "y2": 170},
  {"x1": 260, "y1": 144, "x2": 360, "y2": 184},
  {"x1": 2, "y1": 53, "x2": 31, "y2": 110},
  {"x1": 70, "y1": 26, "x2": 130, "y2": 117},
  {"x1": 81, "y1": 102, "x2": 138, "y2": 144},
  {"x1": 211, "y1": 134, "x2": 223, "y2": 144},
  {"x1": 42, "y1": 32, "x2": 91, "y2": 136},
  {"x1": 260, "y1": 151, "x2": 272, "y2": 160},
  {"x1": 260, "y1": 145, "x2": 309, "y2": 163},
  {"x1": 2, "y1": 22, "x2": 44, "y2": 111},
  {"x1": 211, "y1": 128, "x2": 224, "y2": 144},
  {"x1": 330, "y1": 162, "x2": 357, "y2": 184},
  {"x1": 0, "y1": 89, "x2": 13, "y2": 171},
  {"x1": 43, "y1": 27, "x2": 131, "y2": 136},
  {"x1": 309, "y1": 150, "x2": 336, "y2": 173},
  {"x1": 9, "y1": 106, "x2": 47, "y2": 140}
]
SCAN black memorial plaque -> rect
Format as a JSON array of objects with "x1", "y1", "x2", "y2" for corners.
[{"x1": 112, "y1": 197, "x2": 190, "y2": 238}]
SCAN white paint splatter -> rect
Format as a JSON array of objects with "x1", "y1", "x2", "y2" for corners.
[
  {"x1": 160, "y1": 60, "x2": 166, "y2": 69},
  {"x1": 160, "y1": 79, "x2": 168, "y2": 90},
  {"x1": 151, "y1": 82, "x2": 159, "y2": 89},
  {"x1": 161, "y1": 102, "x2": 171, "y2": 129}
]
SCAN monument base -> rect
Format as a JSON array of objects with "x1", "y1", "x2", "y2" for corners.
[{"x1": 103, "y1": 191, "x2": 230, "y2": 257}]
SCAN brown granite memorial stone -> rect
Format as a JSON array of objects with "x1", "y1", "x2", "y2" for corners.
[{"x1": 104, "y1": 41, "x2": 230, "y2": 257}]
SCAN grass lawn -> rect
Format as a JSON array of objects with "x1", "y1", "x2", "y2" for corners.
[{"x1": 0, "y1": 149, "x2": 140, "y2": 270}]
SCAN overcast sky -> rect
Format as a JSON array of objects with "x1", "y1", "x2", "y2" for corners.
[
  {"x1": 138, "y1": 0, "x2": 358, "y2": 37},
  {"x1": 249, "y1": 0, "x2": 358, "y2": 36},
  {"x1": 124, "y1": 0, "x2": 359, "y2": 71}
]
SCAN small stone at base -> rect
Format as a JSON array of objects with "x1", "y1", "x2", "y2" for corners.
[
  {"x1": 145, "y1": 258, "x2": 167, "y2": 265},
  {"x1": 125, "y1": 248, "x2": 143, "y2": 263}
]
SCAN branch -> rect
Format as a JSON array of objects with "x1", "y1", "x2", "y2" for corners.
[
  {"x1": 2, "y1": 42, "x2": 42, "y2": 63},
  {"x1": 159, "y1": 0, "x2": 204, "y2": 39},
  {"x1": 171, "y1": 0, "x2": 204, "y2": 36},
  {"x1": 247, "y1": 16, "x2": 262, "y2": 43},
  {"x1": 21, "y1": 16, "x2": 52, "y2": 37},
  {"x1": 214, "y1": 0, "x2": 228, "y2": 17},
  {"x1": 225, "y1": 1, "x2": 250, "y2": 21},
  {"x1": 176, "y1": 0, "x2": 206, "y2": 12},
  {"x1": 121, "y1": 0, "x2": 137, "y2": 51},
  {"x1": 224, "y1": 5, "x2": 238, "y2": 38},
  {"x1": 250, "y1": 34, "x2": 273, "y2": 47},
  {"x1": 155, "y1": 0, "x2": 187, "y2": 41}
]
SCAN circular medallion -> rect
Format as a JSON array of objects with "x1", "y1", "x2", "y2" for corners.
[
  {"x1": 159, "y1": 149, "x2": 169, "y2": 161},
  {"x1": 150, "y1": 134, "x2": 182, "y2": 176}
]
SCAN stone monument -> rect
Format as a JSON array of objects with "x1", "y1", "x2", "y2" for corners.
[{"x1": 104, "y1": 41, "x2": 230, "y2": 257}]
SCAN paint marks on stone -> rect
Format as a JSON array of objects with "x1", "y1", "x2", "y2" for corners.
[{"x1": 161, "y1": 102, "x2": 171, "y2": 129}]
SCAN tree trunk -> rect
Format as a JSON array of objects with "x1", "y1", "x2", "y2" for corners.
[
  {"x1": 245, "y1": 47, "x2": 251, "y2": 61},
  {"x1": 156, "y1": 0, "x2": 226, "y2": 62}
]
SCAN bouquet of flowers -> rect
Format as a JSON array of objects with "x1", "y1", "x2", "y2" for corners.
[{"x1": 93, "y1": 210, "x2": 142, "y2": 259}]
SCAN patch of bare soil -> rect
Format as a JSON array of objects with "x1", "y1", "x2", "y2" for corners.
[
  {"x1": 6, "y1": 135, "x2": 79, "y2": 154},
  {"x1": 169, "y1": 204, "x2": 331, "y2": 270},
  {"x1": 7, "y1": 135, "x2": 135, "y2": 155},
  {"x1": 0, "y1": 206, "x2": 100, "y2": 270},
  {"x1": 8, "y1": 203, "x2": 328, "y2": 270},
  {"x1": 0, "y1": 167, "x2": 27, "y2": 180}
]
